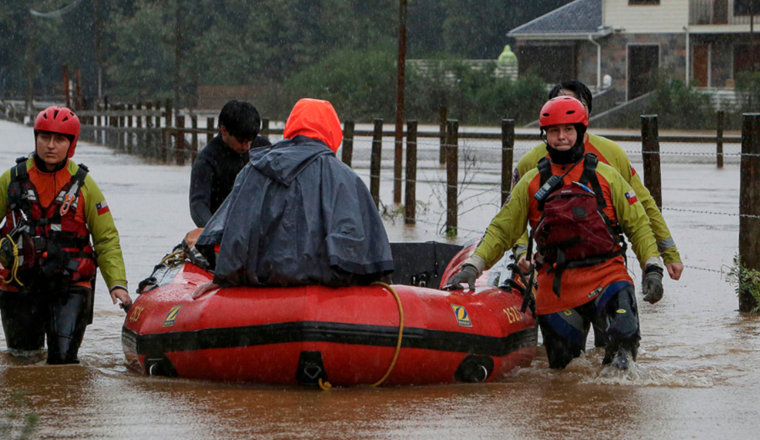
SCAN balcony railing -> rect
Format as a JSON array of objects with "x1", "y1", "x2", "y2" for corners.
[{"x1": 690, "y1": 0, "x2": 754, "y2": 25}]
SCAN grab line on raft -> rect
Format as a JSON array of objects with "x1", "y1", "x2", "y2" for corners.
[
  {"x1": 370, "y1": 282, "x2": 404, "y2": 387},
  {"x1": 317, "y1": 282, "x2": 405, "y2": 390}
]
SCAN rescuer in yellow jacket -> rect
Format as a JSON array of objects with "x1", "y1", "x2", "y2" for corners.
[
  {"x1": 512, "y1": 81, "x2": 682, "y2": 281},
  {"x1": 0, "y1": 106, "x2": 131, "y2": 364},
  {"x1": 447, "y1": 97, "x2": 664, "y2": 370}
]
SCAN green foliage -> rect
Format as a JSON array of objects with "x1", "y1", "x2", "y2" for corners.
[
  {"x1": 1, "y1": 0, "x2": 573, "y2": 107},
  {"x1": 726, "y1": 254, "x2": 760, "y2": 314},
  {"x1": 283, "y1": 49, "x2": 397, "y2": 121},
  {"x1": 734, "y1": 71, "x2": 760, "y2": 113},
  {"x1": 106, "y1": 2, "x2": 175, "y2": 99},
  {"x1": 272, "y1": 51, "x2": 546, "y2": 125},
  {"x1": 0, "y1": 391, "x2": 39, "y2": 440},
  {"x1": 645, "y1": 76, "x2": 713, "y2": 130},
  {"x1": 406, "y1": 61, "x2": 546, "y2": 124}
]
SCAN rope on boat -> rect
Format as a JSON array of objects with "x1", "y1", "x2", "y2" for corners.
[
  {"x1": 316, "y1": 282, "x2": 405, "y2": 391},
  {"x1": 318, "y1": 378, "x2": 332, "y2": 390},
  {"x1": 159, "y1": 249, "x2": 186, "y2": 267},
  {"x1": 370, "y1": 282, "x2": 404, "y2": 387}
]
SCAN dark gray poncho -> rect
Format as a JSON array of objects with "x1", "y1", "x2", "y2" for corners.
[{"x1": 196, "y1": 135, "x2": 394, "y2": 288}]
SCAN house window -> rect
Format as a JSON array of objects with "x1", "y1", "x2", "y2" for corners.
[{"x1": 629, "y1": 0, "x2": 660, "y2": 5}]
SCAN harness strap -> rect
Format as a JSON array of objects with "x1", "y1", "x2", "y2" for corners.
[
  {"x1": 55, "y1": 164, "x2": 89, "y2": 219},
  {"x1": 8, "y1": 160, "x2": 32, "y2": 215},
  {"x1": 537, "y1": 157, "x2": 552, "y2": 188}
]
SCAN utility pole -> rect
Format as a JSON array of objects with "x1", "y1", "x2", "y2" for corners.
[
  {"x1": 92, "y1": 0, "x2": 104, "y2": 100},
  {"x1": 24, "y1": 11, "x2": 35, "y2": 113},
  {"x1": 174, "y1": 0, "x2": 183, "y2": 108},
  {"x1": 394, "y1": 0, "x2": 408, "y2": 205}
]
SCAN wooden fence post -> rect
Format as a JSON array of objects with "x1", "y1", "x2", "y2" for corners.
[
  {"x1": 207, "y1": 117, "x2": 215, "y2": 149},
  {"x1": 446, "y1": 119, "x2": 459, "y2": 236},
  {"x1": 136, "y1": 102, "x2": 143, "y2": 129},
  {"x1": 154, "y1": 100, "x2": 162, "y2": 158},
  {"x1": 137, "y1": 102, "x2": 144, "y2": 155},
  {"x1": 117, "y1": 105, "x2": 125, "y2": 152},
  {"x1": 95, "y1": 104, "x2": 101, "y2": 145},
  {"x1": 109, "y1": 107, "x2": 118, "y2": 150},
  {"x1": 261, "y1": 118, "x2": 269, "y2": 138},
  {"x1": 126, "y1": 103, "x2": 133, "y2": 153},
  {"x1": 144, "y1": 102, "x2": 153, "y2": 158},
  {"x1": 176, "y1": 115, "x2": 185, "y2": 166},
  {"x1": 405, "y1": 120, "x2": 418, "y2": 224},
  {"x1": 191, "y1": 114, "x2": 198, "y2": 164},
  {"x1": 739, "y1": 113, "x2": 760, "y2": 312},
  {"x1": 342, "y1": 121, "x2": 355, "y2": 167},
  {"x1": 439, "y1": 106, "x2": 447, "y2": 166},
  {"x1": 717, "y1": 110, "x2": 725, "y2": 169},
  {"x1": 641, "y1": 115, "x2": 662, "y2": 209},
  {"x1": 370, "y1": 119, "x2": 383, "y2": 208},
  {"x1": 501, "y1": 119, "x2": 515, "y2": 205},
  {"x1": 165, "y1": 98, "x2": 173, "y2": 128}
]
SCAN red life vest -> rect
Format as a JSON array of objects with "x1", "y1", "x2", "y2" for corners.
[
  {"x1": 532, "y1": 154, "x2": 626, "y2": 297},
  {"x1": 1, "y1": 158, "x2": 96, "y2": 288}
]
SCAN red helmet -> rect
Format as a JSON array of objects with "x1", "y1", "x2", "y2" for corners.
[
  {"x1": 539, "y1": 96, "x2": 588, "y2": 128},
  {"x1": 34, "y1": 106, "x2": 81, "y2": 158}
]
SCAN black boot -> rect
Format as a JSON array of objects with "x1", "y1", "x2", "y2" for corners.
[
  {"x1": 605, "y1": 340, "x2": 639, "y2": 370},
  {"x1": 602, "y1": 285, "x2": 640, "y2": 369}
]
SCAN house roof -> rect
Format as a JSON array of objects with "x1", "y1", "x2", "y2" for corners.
[{"x1": 508, "y1": 0, "x2": 608, "y2": 40}]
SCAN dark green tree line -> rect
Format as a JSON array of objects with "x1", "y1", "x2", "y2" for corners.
[{"x1": 0, "y1": 0, "x2": 571, "y2": 119}]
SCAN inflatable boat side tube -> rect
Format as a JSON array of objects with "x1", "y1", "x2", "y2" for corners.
[{"x1": 123, "y1": 321, "x2": 537, "y2": 358}]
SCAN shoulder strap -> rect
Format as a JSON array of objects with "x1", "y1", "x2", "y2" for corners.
[
  {"x1": 56, "y1": 164, "x2": 89, "y2": 218},
  {"x1": 10, "y1": 159, "x2": 29, "y2": 183},
  {"x1": 580, "y1": 153, "x2": 607, "y2": 209},
  {"x1": 537, "y1": 157, "x2": 552, "y2": 188},
  {"x1": 8, "y1": 160, "x2": 33, "y2": 214}
]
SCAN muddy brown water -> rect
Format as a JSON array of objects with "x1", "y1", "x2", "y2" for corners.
[{"x1": 1, "y1": 120, "x2": 758, "y2": 439}]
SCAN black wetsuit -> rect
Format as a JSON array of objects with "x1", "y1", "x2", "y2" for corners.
[
  {"x1": 0, "y1": 285, "x2": 93, "y2": 364},
  {"x1": 189, "y1": 134, "x2": 271, "y2": 227}
]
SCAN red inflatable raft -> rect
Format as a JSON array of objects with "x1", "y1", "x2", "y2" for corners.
[{"x1": 122, "y1": 243, "x2": 537, "y2": 386}]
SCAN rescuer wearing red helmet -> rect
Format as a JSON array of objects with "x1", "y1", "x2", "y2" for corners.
[
  {"x1": 0, "y1": 106, "x2": 132, "y2": 364},
  {"x1": 447, "y1": 97, "x2": 664, "y2": 370},
  {"x1": 512, "y1": 81, "x2": 682, "y2": 282}
]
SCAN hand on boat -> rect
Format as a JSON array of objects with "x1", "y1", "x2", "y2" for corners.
[
  {"x1": 445, "y1": 264, "x2": 478, "y2": 292},
  {"x1": 110, "y1": 287, "x2": 133, "y2": 308},
  {"x1": 517, "y1": 256, "x2": 531, "y2": 274},
  {"x1": 666, "y1": 262, "x2": 683, "y2": 281},
  {"x1": 192, "y1": 282, "x2": 219, "y2": 299}
]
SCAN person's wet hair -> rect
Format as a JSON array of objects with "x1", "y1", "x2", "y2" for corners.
[
  {"x1": 218, "y1": 100, "x2": 261, "y2": 141},
  {"x1": 548, "y1": 81, "x2": 593, "y2": 115}
]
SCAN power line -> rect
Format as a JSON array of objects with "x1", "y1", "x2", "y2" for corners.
[{"x1": 30, "y1": 0, "x2": 85, "y2": 19}]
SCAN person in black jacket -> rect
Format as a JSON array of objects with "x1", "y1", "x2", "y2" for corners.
[{"x1": 189, "y1": 100, "x2": 271, "y2": 227}]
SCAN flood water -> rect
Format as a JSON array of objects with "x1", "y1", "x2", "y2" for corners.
[{"x1": 1, "y1": 119, "x2": 758, "y2": 439}]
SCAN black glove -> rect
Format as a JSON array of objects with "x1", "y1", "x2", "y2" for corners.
[
  {"x1": 445, "y1": 264, "x2": 479, "y2": 292},
  {"x1": 642, "y1": 265, "x2": 664, "y2": 304}
]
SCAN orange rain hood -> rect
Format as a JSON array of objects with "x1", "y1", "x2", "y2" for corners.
[{"x1": 283, "y1": 99, "x2": 343, "y2": 153}]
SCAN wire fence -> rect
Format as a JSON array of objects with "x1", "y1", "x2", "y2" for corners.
[{"x1": 4, "y1": 104, "x2": 759, "y2": 288}]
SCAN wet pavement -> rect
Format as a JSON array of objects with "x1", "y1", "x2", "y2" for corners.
[{"x1": 0, "y1": 119, "x2": 758, "y2": 439}]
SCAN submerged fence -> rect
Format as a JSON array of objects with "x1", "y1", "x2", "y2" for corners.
[{"x1": 1, "y1": 101, "x2": 758, "y2": 311}]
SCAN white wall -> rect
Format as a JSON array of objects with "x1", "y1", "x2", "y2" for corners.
[{"x1": 604, "y1": 0, "x2": 689, "y2": 33}]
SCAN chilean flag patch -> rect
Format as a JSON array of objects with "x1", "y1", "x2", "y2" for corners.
[
  {"x1": 625, "y1": 190, "x2": 638, "y2": 205},
  {"x1": 631, "y1": 166, "x2": 637, "y2": 176},
  {"x1": 96, "y1": 200, "x2": 110, "y2": 215}
]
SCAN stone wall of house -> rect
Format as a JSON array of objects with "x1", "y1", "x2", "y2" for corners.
[
  {"x1": 577, "y1": 42, "x2": 600, "y2": 90},
  {"x1": 599, "y1": 33, "x2": 687, "y2": 98}
]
